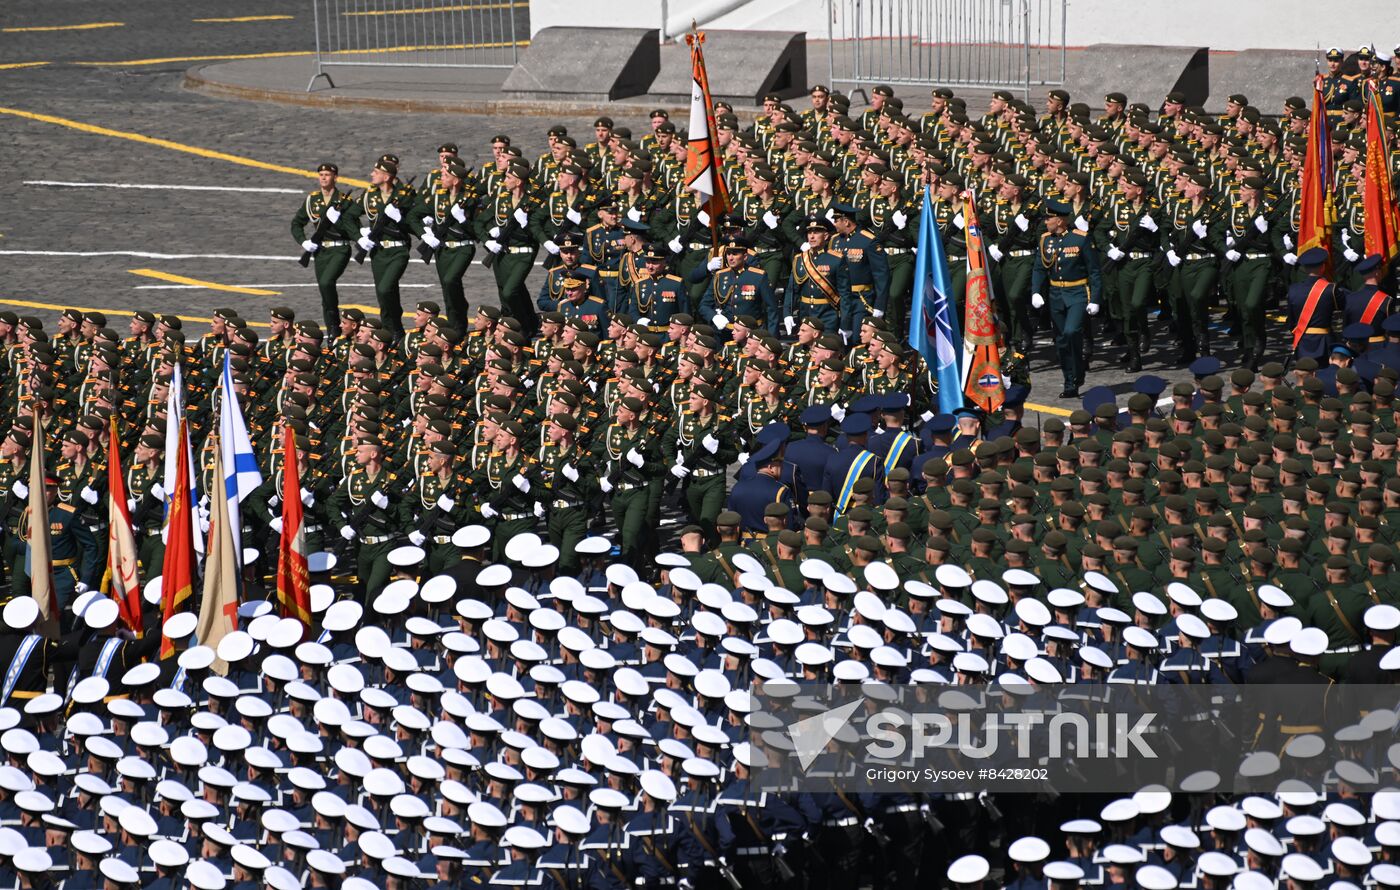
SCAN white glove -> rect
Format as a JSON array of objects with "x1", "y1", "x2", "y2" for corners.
[
  {"x1": 1191, "y1": 219, "x2": 1207, "y2": 239},
  {"x1": 73, "y1": 582, "x2": 89, "y2": 595},
  {"x1": 1014, "y1": 213, "x2": 1029, "y2": 232},
  {"x1": 562, "y1": 464, "x2": 579, "y2": 482},
  {"x1": 341, "y1": 526, "x2": 356, "y2": 541},
  {"x1": 1283, "y1": 234, "x2": 1294, "y2": 250},
  {"x1": 824, "y1": 208, "x2": 836, "y2": 223},
  {"x1": 490, "y1": 226, "x2": 501, "y2": 239},
  {"x1": 737, "y1": 451, "x2": 749, "y2": 465},
  {"x1": 799, "y1": 242, "x2": 812, "y2": 253},
  {"x1": 702, "y1": 434, "x2": 719, "y2": 454},
  {"x1": 1225, "y1": 249, "x2": 1241, "y2": 262},
  {"x1": 1031, "y1": 293, "x2": 1045, "y2": 310},
  {"x1": 1345, "y1": 248, "x2": 1360, "y2": 263},
  {"x1": 268, "y1": 494, "x2": 280, "y2": 509},
  {"x1": 200, "y1": 516, "x2": 211, "y2": 535},
  {"x1": 80, "y1": 486, "x2": 98, "y2": 505},
  {"x1": 953, "y1": 212, "x2": 965, "y2": 230},
  {"x1": 1107, "y1": 246, "x2": 1124, "y2": 261},
  {"x1": 297, "y1": 489, "x2": 312, "y2": 509},
  {"x1": 763, "y1": 211, "x2": 780, "y2": 230},
  {"x1": 408, "y1": 530, "x2": 425, "y2": 546},
  {"x1": 1086, "y1": 303, "x2": 1100, "y2": 316},
  {"x1": 1254, "y1": 216, "x2": 1269, "y2": 233},
  {"x1": 872, "y1": 309, "x2": 884, "y2": 318},
  {"x1": 920, "y1": 410, "x2": 935, "y2": 424},
  {"x1": 830, "y1": 405, "x2": 846, "y2": 422},
  {"x1": 1225, "y1": 235, "x2": 1235, "y2": 247},
  {"x1": 783, "y1": 316, "x2": 796, "y2": 335},
  {"x1": 668, "y1": 238, "x2": 684, "y2": 254},
  {"x1": 421, "y1": 229, "x2": 441, "y2": 249},
  {"x1": 127, "y1": 498, "x2": 137, "y2": 513},
  {"x1": 892, "y1": 211, "x2": 907, "y2": 230},
  {"x1": 326, "y1": 207, "x2": 341, "y2": 224},
  {"x1": 706, "y1": 257, "x2": 723, "y2": 272},
  {"x1": 533, "y1": 501, "x2": 545, "y2": 518},
  {"x1": 698, "y1": 210, "x2": 711, "y2": 227},
  {"x1": 512, "y1": 475, "x2": 530, "y2": 493},
  {"x1": 357, "y1": 236, "x2": 375, "y2": 252},
  {"x1": 712, "y1": 313, "x2": 729, "y2": 331},
  {"x1": 599, "y1": 477, "x2": 613, "y2": 493},
  {"x1": 270, "y1": 517, "x2": 284, "y2": 534},
  {"x1": 385, "y1": 204, "x2": 402, "y2": 222},
  {"x1": 1283, "y1": 252, "x2": 1298, "y2": 266},
  {"x1": 11, "y1": 481, "x2": 25, "y2": 499},
  {"x1": 626, "y1": 207, "x2": 643, "y2": 223},
  {"x1": 436, "y1": 494, "x2": 455, "y2": 511},
  {"x1": 987, "y1": 245, "x2": 1004, "y2": 262},
  {"x1": 1342, "y1": 229, "x2": 1352, "y2": 246},
  {"x1": 151, "y1": 483, "x2": 165, "y2": 502},
  {"x1": 670, "y1": 464, "x2": 690, "y2": 479},
  {"x1": 543, "y1": 240, "x2": 559, "y2": 255},
  {"x1": 1138, "y1": 215, "x2": 1158, "y2": 232},
  {"x1": 566, "y1": 208, "x2": 583, "y2": 225},
  {"x1": 1075, "y1": 215, "x2": 1089, "y2": 231},
  {"x1": 451, "y1": 205, "x2": 467, "y2": 224},
  {"x1": 626, "y1": 448, "x2": 644, "y2": 468},
  {"x1": 1166, "y1": 250, "x2": 1181, "y2": 267},
  {"x1": 513, "y1": 208, "x2": 529, "y2": 227},
  {"x1": 360, "y1": 226, "x2": 371, "y2": 237},
  {"x1": 485, "y1": 240, "x2": 502, "y2": 254},
  {"x1": 480, "y1": 504, "x2": 498, "y2": 519},
  {"x1": 370, "y1": 491, "x2": 389, "y2": 509},
  {"x1": 301, "y1": 240, "x2": 319, "y2": 254}
]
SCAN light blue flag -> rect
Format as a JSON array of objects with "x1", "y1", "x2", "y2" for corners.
[
  {"x1": 906, "y1": 186, "x2": 963, "y2": 414},
  {"x1": 219, "y1": 353, "x2": 263, "y2": 567}
]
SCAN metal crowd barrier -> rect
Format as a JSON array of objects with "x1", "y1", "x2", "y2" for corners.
[
  {"x1": 308, "y1": 0, "x2": 527, "y2": 90},
  {"x1": 826, "y1": 0, "x2": 1067, "y2": 101}
]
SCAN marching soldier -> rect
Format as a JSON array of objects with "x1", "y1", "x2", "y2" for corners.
[
  {"x1": 1030, "y1": 200, "x2": 1102, "y2": 399},
  {"x1": 786, "y1": 216, "x2": 850, "y2": 337},
  {"x1": 291, "y1": 163, "x2": 357, "y2": 332},
  {"x1": 412, "y1": 156, "x2": 480, "y2": 331}
]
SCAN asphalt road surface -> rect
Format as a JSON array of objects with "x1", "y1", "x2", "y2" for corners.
[{"x1": 1, "y1": 0, "x2": 1238, "y2": 419}]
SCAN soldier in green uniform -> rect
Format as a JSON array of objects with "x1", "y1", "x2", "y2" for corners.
[
  {"x1": 408, "y1": 438, "x2": 474, "y2": 576},
  {"x1": 536, "y1": 414, "x2": 593, "y2": 576},
  {"x1": 474, "y1": 420, "x2": 539, "y2": 563},
  {"x1": 411, "y1": 156, "x2": 480, "y2": 331},
  {"x1": 664, "y1": 383, "x2": 736, "y2": 545},
  {"x1": 1166, "y1": 172, "x2": 1222, "y2": 362},
  {"x1": 480, "y1": 162, "x2": 543, "y2": 336},
  {"x1": 987, "y1": 174, "x2": 1042, "y2": 353},
  {"x1": 291, "y1": 162, "x2": 358, "y2": 331},
  {"x1": 328, "y1": 437, "x2": 407, "y2": 600},
  {"x1": 596, "y1": 396, "x2": 660, "y2": 567},
  {"x1": 1222, "y1": 175, "x2": 1278, "y2": 371},
  {"x1": 351, "y1": 158, "x2": 418, "y2": 335},
  {"x1": 1030, "y1": 200, "x2": 1102, "y2": 398},
  {"x1": 1099, "y1": 172, "x2": 1160, "y2": 372}
]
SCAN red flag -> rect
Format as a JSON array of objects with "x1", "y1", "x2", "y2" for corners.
[
  {"x1": 276, "y1": 425, "x2": 312, "y2": 631},
  {"x1": 1363, "y1": 82, "x2": 1400, "y2": 267},
  {"x1": 960, "y1": 192, "x2": 1006, "y2": 413},
  {"x1": 159, "y1": 418, "x2": 196, "y2": 659},
  {"x1": 1298, "y1": 76, "x2": 1335, "y2": 269},
  {"x1": 103, "y1": 415, "x2": 143, "y2": 636},
  {"x1": 682, "y1": 29, "x2": 731, "y2": 241}
]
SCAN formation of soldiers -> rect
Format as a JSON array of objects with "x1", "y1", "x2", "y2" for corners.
[{"x1": 1, "y1": 53, "x2": 1400, "y2": 890}]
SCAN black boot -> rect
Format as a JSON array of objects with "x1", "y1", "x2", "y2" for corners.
[
  {"x1": 1197, "y1": 327, "x2": 1212, "y2": 357},
  {"x1": 1126, "y1": 344, "x2": 1142, "y2": 373}
]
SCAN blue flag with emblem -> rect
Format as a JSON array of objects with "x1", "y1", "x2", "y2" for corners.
[
  {"x1": 219, "y1": 353, "x2": 263, "y2": 568},
  {"x1": 907, "y1": 186, "x2": 962, "y2": 414}
]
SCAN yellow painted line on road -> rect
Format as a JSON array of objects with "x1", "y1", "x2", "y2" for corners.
[
  {"x1": 0, "y1": 298, "x2": 269, "y2": 329},
  {"x1": 1025, "y1": 401, "x2": 1072, "y2": 417},
  {"x1": 0, "y1": 106, "x2": 370, "y2": 188},
  {"x1": 345, "y1": 2, "x2": 526, "y2": 15},
  {"x1": 0, "y1": 62, "x2": 48, "y2": 71},
  {"x1": 3, "y1": 21, "x2": 123, "y2": 32},
  {"x1": 193, "y1": 15, "x2": 294, "y2": 23},
  {"x1": 75, "y1": 41, "x2": 526, "y2": 66},
  {"x1": 129, "y1": 269, "x2": 280, "y2": 295}
]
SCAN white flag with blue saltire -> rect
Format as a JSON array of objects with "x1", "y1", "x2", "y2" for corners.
[
  {"x1": 219, "y1": 353, "x2": 262, "y2": 566},
  {"x1": 163, "y1": 361, "x2": 202, "y2": 554}
]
